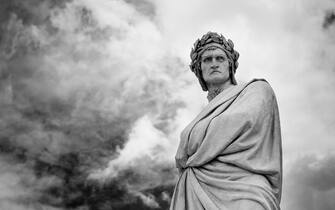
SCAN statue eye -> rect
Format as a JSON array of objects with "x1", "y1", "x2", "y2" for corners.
[
  {"x1": 216, "y1": 56, "x2": 225, "y2": 62},
  {"x1": 203, "y1": 57, "x2": 212, "y2": 63}
]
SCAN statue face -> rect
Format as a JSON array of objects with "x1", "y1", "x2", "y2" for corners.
[{"x1": 200, "y1": 48, "x2": 230, "y2": 88}]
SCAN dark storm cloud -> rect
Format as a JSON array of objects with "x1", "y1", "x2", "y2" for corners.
[
  {"x1": 282, "y1": 154, "x2": 335, "y2": 210},
  {"x1": 307, "y1": 156, "x2": 335, "y2": 191},
  {"x1": 0, "y1": 0, "x2": 185, "y2": 209},
  {"x1": 323, "y1": 10, "x2": 335, "y2": 29}
]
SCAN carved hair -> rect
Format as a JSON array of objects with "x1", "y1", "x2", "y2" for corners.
[{"x1": 190, "y1": 32, "x2": 240, "y2": 91}]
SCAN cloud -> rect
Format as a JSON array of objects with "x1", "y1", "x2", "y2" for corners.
[
  {"x1": 282, "y1": 153, "x2": 335, "y2": 210},
  {"x1": 0, "y1": 0, "x2": 185, "y2": 209},
  {"x1": 90, "y1": 115, "x2": 175, "y2": 179},
  {"x1": 323, "y1": 10, "x2": 335, "y2": 29},
  {"x1": 124, "y1": 0, "x2": 156, "y2": 18},
  {"x1": 0, "y1": 156, "x2": 65, "y2": 210}
]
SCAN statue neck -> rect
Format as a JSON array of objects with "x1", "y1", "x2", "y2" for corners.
[{"x1": 207, "y1": 83, "x2": 234, "y2": 102}]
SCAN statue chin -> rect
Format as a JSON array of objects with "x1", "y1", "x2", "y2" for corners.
[{"x1": 205, "y1": 76, "x2": 230, "y2": 87}]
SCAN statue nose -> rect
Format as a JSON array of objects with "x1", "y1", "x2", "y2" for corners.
[{"x1": 211, "y1": 63, "x2": 219, "y2": 69}]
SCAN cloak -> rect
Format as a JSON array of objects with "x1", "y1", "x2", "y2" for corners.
[{"x1": 170, "y1": 79, "x2": 282, "y2": 210}]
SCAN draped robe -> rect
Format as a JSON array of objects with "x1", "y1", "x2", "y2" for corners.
[{"x1": 170, "y1": 79, "x2": 282, "y2": 210}]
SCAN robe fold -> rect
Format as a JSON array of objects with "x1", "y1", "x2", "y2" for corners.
[{"x1": 170, "y1": 79, "x2": 282, "y2": 210}]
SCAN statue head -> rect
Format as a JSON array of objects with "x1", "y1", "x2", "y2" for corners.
[{"x1": 190, "y1": 32, "x2": 240, "y2": 91}]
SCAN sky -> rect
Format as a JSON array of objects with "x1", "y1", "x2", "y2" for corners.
[{"x1": 0, "y1": 0, "x2": 335, "y2": 209}]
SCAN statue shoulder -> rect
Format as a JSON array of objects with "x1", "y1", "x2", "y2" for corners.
[{"x1": 244, "y1": 79, "x2": 276, "y2": 100}]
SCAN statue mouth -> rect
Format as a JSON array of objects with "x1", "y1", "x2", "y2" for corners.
[{"x1": 210, "y1": 70, "x2": 221, "y2": 74}]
